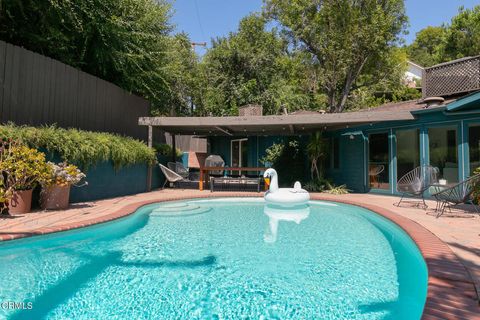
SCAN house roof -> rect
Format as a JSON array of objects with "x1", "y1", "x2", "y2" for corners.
[
  {"x1": 139, "y1": 94, "x2": 480, "y2": 136},
  {"x1": 139, "y1": 104, "x2": 416, "y2": 136},
  {"x1": 445, "y1": 90, "x2": 480, "y2": 112}
]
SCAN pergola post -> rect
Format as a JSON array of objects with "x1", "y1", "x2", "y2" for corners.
[
  {"x1": 146, "y1": 125, "x2": 153, "y2": 191},
  {"x1": 171, "y1": 134, "x2": 176, "y2": 162}
]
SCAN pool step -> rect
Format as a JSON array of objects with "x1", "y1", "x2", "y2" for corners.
[{"x1": 150, "y1": 204, "x2": 212, "y2": 217}]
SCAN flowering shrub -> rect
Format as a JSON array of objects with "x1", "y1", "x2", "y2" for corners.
[
  {"x1": 0, "y1": 140, "x2": 51, "y2": 190},
  {"x1": 43, "y1": 162, "x2": 87, "y2": 187},
  {"x1": 472, "y1": 167, "x2": 480, "y2": 204}
]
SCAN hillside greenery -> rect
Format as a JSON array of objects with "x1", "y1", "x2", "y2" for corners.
[{"x1": 1, "y1": 1, "x2": 478, "y2": 116}]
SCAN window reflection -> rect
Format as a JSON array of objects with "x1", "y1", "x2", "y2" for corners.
[
  {"x1": 429, "y1": 126, "x2": 458, "y2": 184},
  {"x1": 396, "y1": 129, "x2": 420, "y2": 180}
]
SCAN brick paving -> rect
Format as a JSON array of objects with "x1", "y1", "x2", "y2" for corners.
[{"x1": 0, "y1": 189, "x2": 478, "y2": 319}]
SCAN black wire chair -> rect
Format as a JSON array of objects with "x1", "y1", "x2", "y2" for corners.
[
  {"x1": 396, "y1": 165, "x2": 438, "y2": 209},
  {"x1": 433, "y1": 174, "x2": 480, "y2": 218},
  {"x1": 167, "y1": 161, "x2": 189, "y2": 179}
]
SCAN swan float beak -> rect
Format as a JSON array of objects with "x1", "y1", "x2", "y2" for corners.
[{"x1": 264, "y1": 177, "x2": 270, "y2": 187}]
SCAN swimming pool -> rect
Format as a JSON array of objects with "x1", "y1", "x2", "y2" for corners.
[{"x1": 0, "y1": 198, "x2": 427, "y2": 319}]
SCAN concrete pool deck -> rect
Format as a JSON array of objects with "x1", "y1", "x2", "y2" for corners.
[{"x1": 0, "y1": 190, "x2": 478, "y2": 319}]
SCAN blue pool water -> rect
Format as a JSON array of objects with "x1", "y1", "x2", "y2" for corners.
[{"x1": 0, "y1": 198, "x2": 427, "y2": 319}]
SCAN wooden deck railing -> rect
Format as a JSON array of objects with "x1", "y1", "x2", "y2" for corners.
[{"x1": 423, "y1": 55, "x2": 480, "y2": 98}]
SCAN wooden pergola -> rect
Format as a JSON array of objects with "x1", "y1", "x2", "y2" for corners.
[{"x1": 139, "y1": 109, "x2": 415, "y2": 146}]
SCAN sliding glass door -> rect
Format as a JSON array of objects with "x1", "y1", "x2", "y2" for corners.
[
  {"x1": 428, "y1": 126, "x2": 458, "y2": 184},
  {"x1": 369, "y1": 133, "x2": 390, "y2": 189},
  {"x1": 396, "y1": 129, "x2": 420, "y2": 180}
]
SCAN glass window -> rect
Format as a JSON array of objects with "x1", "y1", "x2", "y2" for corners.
[
  {"x1": 369, "y1": 133, "x2": 390, "y2": 189},
  {"x1": 469, "y1": 125, "x2": 480, "y2": 175},
  {"x1": 429, "y1": 126, "x2": 458, "y2": 184},
  {"x1": 396, "y1": 129, "x2": 420, "y2": 180}
]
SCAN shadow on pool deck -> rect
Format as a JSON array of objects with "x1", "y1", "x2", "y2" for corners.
[{"x1": 9, "y1": 251, "x2": 217, "y2": 320}]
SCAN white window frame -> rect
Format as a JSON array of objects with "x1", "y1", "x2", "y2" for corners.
[{"x1": 230, "y1": 138, "x2": 248, "y2": 167}]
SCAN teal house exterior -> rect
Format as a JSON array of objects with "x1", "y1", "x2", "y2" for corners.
[
  {"x1": 201, "y1": 92, "x2": 480, "y2": 195},
  {"x1": 325, "y1": 92, "x2": 480, "y2": 194}
]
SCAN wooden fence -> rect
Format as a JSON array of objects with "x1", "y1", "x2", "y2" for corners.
[{"x1": 0, "y1": 40, "x2": 151, "y2": 140}]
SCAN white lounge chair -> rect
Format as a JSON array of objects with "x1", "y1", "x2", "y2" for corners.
[{"x1": 159, "y1": 163, "x2": 184, "y2": 189}]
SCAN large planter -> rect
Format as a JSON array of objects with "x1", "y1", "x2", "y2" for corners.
[
  {"x1": 9, "y1": 189, "x2": 33, "y2": 214},
  {"x1": 41, "y1": 185, "x2": 71, "y2": 210}
]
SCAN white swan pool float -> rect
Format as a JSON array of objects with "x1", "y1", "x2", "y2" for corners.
[{"x1": 263, "y1": 168, "x2": 310, "y2": 207}]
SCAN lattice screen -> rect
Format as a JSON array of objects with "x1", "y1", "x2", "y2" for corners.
[{"x1": 423, "y1": 56, "x2": 480, "y2": 97}]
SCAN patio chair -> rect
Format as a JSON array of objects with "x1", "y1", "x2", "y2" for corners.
[
  {"x1": 433, "y1": 174, "x2": 480, "y2": 218},
  {"x1": 159, "y1": 164, "x2": 185, "y2": 189},
  {"x1": 167, "y1": 161, "x2": 189, "y2": 179},
  {"x1": 368, "y1": 165, "x2": 384, "y2": 188},
  {"x1": 396, "y1": 165, "x2": 438, "y2": 209}
]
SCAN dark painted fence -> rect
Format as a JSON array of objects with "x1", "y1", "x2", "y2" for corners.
[{"x1": 0, "y1": 40, "x2": 150, "y2": 140}]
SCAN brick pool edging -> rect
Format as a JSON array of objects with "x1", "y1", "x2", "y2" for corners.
[{"x1": 0, "y1": 192, "x2": 478, "y2": 319}]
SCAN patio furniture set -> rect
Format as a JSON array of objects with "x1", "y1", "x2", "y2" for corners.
[
  {"x1": 159, "y1": 155, "x2": 265, "y2": 193},
  {"x1": 396, "y1": 165, "x2": 480, "y2": 218}
]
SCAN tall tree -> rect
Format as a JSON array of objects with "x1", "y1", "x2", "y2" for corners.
[
  {"x1": 443, "y1": 6, "x2": 480, "y2": 61},
  {"x1": 162, "y1": 33, "x2": 200, "y2": 116},
  {"x1": 196, "y1": 14, "x2": 318, "y2": 116},
  {"x1": 407, "y1": 5, "x2": 480, "y2": 67},
  {"x1": 407, "y1": 26, "x2": 446, "y2": 67},
  {"x1": 0, "y1": 0, "x2": 192, "y2": 115},
  {"x1": 264, "y1": 0, "x2": 408, "y2": 113}
]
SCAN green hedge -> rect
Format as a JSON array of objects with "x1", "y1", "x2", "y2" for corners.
[{"x1": 0, "y1": 124, "x2": 156, "y2": 168}]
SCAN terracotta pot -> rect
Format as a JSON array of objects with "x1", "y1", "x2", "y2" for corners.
[
  {"x1": 41, "y1": 185, "x2": 71, "y2": 210},
  {"x1": 9, "y1": 189, "x2": 33, "y2": 214}
]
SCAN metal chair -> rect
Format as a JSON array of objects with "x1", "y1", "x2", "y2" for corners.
[
  {"x1": 159, "y1": 164, "x2": 185, "y2": 189},
  {"x1": 396, "y1": 165, "x2": 438, "y2": 209},
  {"x1": 433, "y1": 174, "x2": 480, "y2": 218},
  {"x1": 167, "y1": 161, "x2": 189, "y2": 179}
]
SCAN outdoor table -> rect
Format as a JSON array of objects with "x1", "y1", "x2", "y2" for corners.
[{"x1": 199, "y1": 167, "x2": 267, "y2": 191}]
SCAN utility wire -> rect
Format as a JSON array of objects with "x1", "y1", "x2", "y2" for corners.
[{"x1": 194, "y1": 0, "x2": 206, "y2": 41}]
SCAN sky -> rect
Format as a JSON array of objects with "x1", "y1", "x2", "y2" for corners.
[{"x1": 171, "y1": 0, "x2": 479, "y2": 55}]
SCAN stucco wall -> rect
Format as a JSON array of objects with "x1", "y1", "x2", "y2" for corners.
[{"x1": 41, "y1": 152, "x2": 166, "y2": 203}]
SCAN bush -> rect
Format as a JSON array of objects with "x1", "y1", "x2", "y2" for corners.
[
  {"x1": 153, "y1": 143, "x2": 183, "y2": 158},
  {"x1": 472, "y1": 167, "x2": 480, "y2": 204},
  {"x1": 304, "y1": 178, "x2": 350, "y2": 194},
  {"x1": 0, "y1": 124, "x2": 156, "y2": 168},
  {"x1": 0, "y1": 140, "x2": 51, "y2": 190},
  {"x1": 261, "y1": 139, "x2": 306, "y2": 187}
]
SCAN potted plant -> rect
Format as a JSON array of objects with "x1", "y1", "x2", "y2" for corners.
[
  {"x1": 40, "y1": 162, "x2": 87, "y2": 210},
  {"x1": 0, "y1": 140, "x2": 51, "y2": 214}
]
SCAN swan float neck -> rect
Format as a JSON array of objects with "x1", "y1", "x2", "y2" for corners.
[{"x1": 263, "y1": 168, "x2": 310, "y2": 207}]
